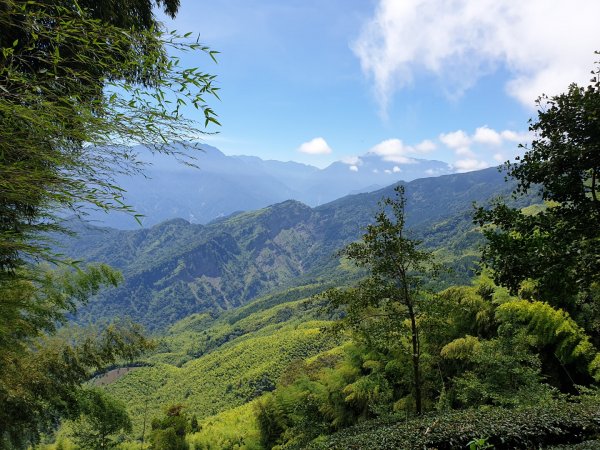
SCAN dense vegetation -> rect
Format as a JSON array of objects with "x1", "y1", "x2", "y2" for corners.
[
  {"x1": 1, "y1": 0, "x2": 599, "y2": 447},
  {"x1": 0, "y1": 0, "x2": 218, "y2": 274},
  {"x1": 0, "y1": 0, "x2": 218, "y2": 447},
  {"x1": 247, "y1": 60, "x2": 600, "y2": 449},
  {"x1": 63, "y1": 60, "x2": 599, "y2": 450},
  {"x1": 55, "y1": 166, "x2": 519, "y2": 331}
]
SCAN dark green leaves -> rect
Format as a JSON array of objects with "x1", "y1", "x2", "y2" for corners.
[{"x1": 475, "y1": 58, "x2": 600, "y2": 333}]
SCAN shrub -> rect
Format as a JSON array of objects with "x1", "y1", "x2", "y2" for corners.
[{"x1": 310, "y1": 397, "x2": 600, "y2": 449}]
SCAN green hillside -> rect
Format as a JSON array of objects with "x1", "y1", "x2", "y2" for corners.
[
  {"x1": 92, "y1": 285, "x2": 343, "y2": 437},
  {"x1": 58, "y1": 167, "x2": 520, "y2": 330},
  {"x1": 47, "y1": 165, "x2": 599, "y2": 450}
]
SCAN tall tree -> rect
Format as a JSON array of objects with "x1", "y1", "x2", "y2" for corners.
[
  {"x1": 325, "y1": 186, "x2": 438, "y2": 415},
  {"x1": 0, "y1": 260, "x2": 157, "y2": 449},
  {"x1": 0, "y1": 3, "x2": 218, "y2": 446},
  {"x1": 474, "y1": 56, "x2": 600, "y2": 336},
  {"x1": 150, "y1": 404, "x2": 189, "y2": 450}
]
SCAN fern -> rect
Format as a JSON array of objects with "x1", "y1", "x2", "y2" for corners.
[{"x1": 496, "y1": 300, "x2": 600, "y2": 379}]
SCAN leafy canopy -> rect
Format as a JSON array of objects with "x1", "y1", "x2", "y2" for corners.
[
  {"x1": 475, "y1": 56, "x2": 600, "y2": 334},
  {"x1": 0, "y1": 1, "x2": 217, "y2": 445},
  {"x1": 324, "y1": 185, "x2": 439, "y2": 415},
  {"x1": 0, "y1": 0, "x2": 220, "y2": 275}
]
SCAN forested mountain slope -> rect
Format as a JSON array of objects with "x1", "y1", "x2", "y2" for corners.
[
  {"x1": 99, "y1": 285, "x2": 342, "y2": 438},
  {"x1": 60, "y1": 167, "x2": 520, "y2": 330}
]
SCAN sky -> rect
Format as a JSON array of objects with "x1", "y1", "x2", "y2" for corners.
[{"x1": 158, "y1": 0, "x2": 600, "y2": 171}]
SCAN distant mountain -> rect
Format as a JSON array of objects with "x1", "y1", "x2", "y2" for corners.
[
  {"x1": 59, "y1": 167, "x2": 523, "y2": 331},
  {"x1": 301, "y1": 153, "x2": 451, "y2": 206},
  {"x1": 85, "y1": 144, "x2": 452, "y2": 229}
]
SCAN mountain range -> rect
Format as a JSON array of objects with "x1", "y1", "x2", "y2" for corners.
[
  {"x1": 59, "y1": 166, "x2": 525, "y2": 331},
  {"x1": 85, "y1": 144, "x2": 453, "y2": 229}
]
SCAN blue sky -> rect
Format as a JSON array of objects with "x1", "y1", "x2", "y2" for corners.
[{"x1": 159, "y1": 0, "x2": 600, "y2": 171}]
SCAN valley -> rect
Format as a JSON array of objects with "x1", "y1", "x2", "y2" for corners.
[{"x1": 2, "y1": 3, "x2": 599, "y2": 447}]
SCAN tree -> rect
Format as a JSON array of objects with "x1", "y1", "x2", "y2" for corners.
[
  {"x1": 325, "y1": 186, "x2": 438, "y2": 415},
  {"x1": 0, "y1": 0, "x2": 220, "y2": 276},
  {"x1": 190, "y1": 415, "x2": 199, "y2": 434},
  {"x1": 0, "y1": 3, "x2": 216, "y2": 446},
  {"x1": 70, "y1": 388, "x2": 132, "y2": 450},
  {"x1": 0, "y1": 320, "x2": 153, "y2": 448},
  {"x1": 0, "y1": 264, "x2": 153, "y2": 448},
  {"x1": 474, "y1": 56, "x2": 600, "y2": 336},
  {"x1": 150, "y1": 404, "x2": 189, "y2": 450}
]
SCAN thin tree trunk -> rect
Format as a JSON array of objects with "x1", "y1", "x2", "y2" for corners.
[
  {"x1": 407, "y1": 302, "x2": 422, "y2": 415},
  {"x1": 591, "y1": 168, "x2": 598, "y2": 206}
]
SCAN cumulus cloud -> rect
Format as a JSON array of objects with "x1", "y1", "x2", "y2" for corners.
[
  {"x1": 436, "y1": 126, "x2": 532, "y2": 172},
  {"x1": 298, "y1": 137, "x2": 333, "y2": 155},
  {"x1": 349, "y1": 165, "x2": 359, "y2": 172},
  {"x1": 453, "y1": 159, "x2": 490, "y2": 173},
  {"x1": 358, "y1": 127, "x2": 528, "y2": 175},
  {"x1": 439, "y1": 130, "x2": 471, "y2": 150},
  {"x1": 369, "y1": 138, "x2": 419, "y2": 164},
  {"x1": 440, "y1": 126, "x2": 529, "y2": 160},
  {"x1": 473, "y1": 126, "x2": 502, "y2": 146},
  {"x1": 341, "y1": 155, "x2": 363, "y2": 165},
  {"x1": 439, "y1": 130, "x2": 472, "y2": 156},
  {"x1": 370, "y1": 138, "x2": 407, "y2": 157},
  {"x1": 500, "y1": 130, "x2": 530, "y2": 142},
  {"x1": 415, "y1": 139, "x2": 436, "y2": 153},
  {"x1": 353, "y1": 0, "x2": 600, "y2": 112}
]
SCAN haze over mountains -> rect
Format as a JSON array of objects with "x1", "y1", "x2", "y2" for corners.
[
  {"x1": 87, "y1": 144, "x2": 452, "y2": 229},
  {"x1": 61, "y1": 166, "x2": 522, "y2": 331}
]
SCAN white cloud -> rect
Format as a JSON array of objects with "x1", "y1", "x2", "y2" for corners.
[
  {"x1": 455, "y1": 147, "x2": 476, "y2": 157},
  {"x1": 439, "y1": 130, "x2": 471, "y2": 150},
  {"x1": 415, "y1": 139, "x2": 436, "y2": 153},
  {"x1": 369, "y1": 138, "x2": 408, "y2": 157},
  {"x1": 453, "y1": 159, "x2": 490, "y2": 173},
  {"x1": 298, "y1": 137, "x2": 333, "y2": 155},
  {"x1": 384, "y1": 155, "x2": 417, "y2": 164},
  {"x1": 353, "y1": 0, "x2": 600, "y2": 112},
  {"x1": 369, "y1": 138, "x2": 419, "y2": 164},
  {"x1": 473, "y1": 126, "x2": 502, "y2": 146},
  {"x1": 392, "y1": 166, "x2": 401, "y2": 173},
  {"x1": 384, "y1": 169, "x2": 392, "y2": 174},
  {"x1": 439, "y1": 126, "x2": 530, "y2": 162},
  {"x1": 500, "y1": 130, "x2": 531, "y2": 143},
  {"x1": 438, "y1": 126, "x2": 532, "y2": 171},
  {"x1": 341, "y1": 155, "x2": 363, "y2": 165},
  {"x1": 349, "y1": 165, "x2": 359, "y2": 172},
  {"x1": 440, "y1": 130, "x2": 472, "y2": 156}
]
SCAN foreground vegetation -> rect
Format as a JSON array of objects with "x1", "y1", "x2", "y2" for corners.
[
  {"x1": 1, "y1": 0, "x2": 599, "y2": 446},
  {"x1": 0, "y1": 0, "x2": 219, "y2": 447},
  {"x1": 94, "y1": 60, "x2": 600, "y2": 449}
]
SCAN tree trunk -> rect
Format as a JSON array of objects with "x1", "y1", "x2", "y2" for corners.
[{"x1": 407, "y1": 301, "x2": 422, "y2": 415}]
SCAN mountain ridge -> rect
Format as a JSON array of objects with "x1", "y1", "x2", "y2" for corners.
[
  {"x1": 57, "y1": 166, "x2": 521, "y2": 331},
  {"x1": 85, "y1": 144, "x2": 453, "y2": 229}
]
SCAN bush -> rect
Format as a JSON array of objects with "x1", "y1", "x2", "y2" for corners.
[{"x1": 310, "y1": 397, "x2": 600, "y2": 449}]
